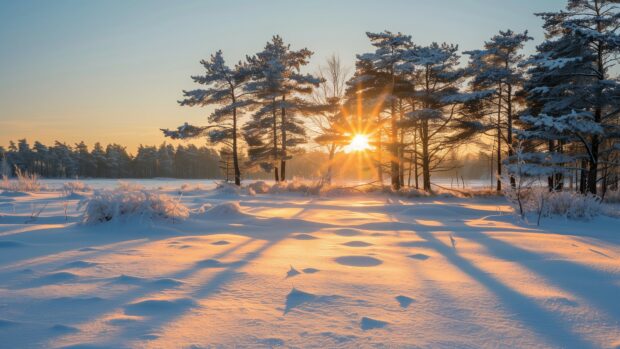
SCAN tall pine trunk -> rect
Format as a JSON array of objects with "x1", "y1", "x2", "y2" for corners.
[
  {"x1": 231, "y1": 94, "x2": 241, "y2": 186},
  {"x1": 280, "y1": 94, "x2": 287, "y2": 181},
  {"x1": 376, "y1": 115, "x2": 383, "y2": 185},
  {"x1": 272, "y1": 98, "x2": 279, "y2": 182},
  {"x1": 414, "y1": 131, "x2": 419, "y2": 190},
  {"x1": 506, "y1": 83, "x2": 516, "y2": 189},
  {"x1": 399, "y1": 99, "x2": 405, "y2": 187},
  {"x1": 588, "y1": 8, "x2": 604, "y2": 195},
  {"x1": 421, "y1": 120, "x2": 431, "y2": 192},
  {"x1": 496, "y1": 83, "x2": 502, "y2": 192},
  {"x1": 390, "y1": 98, "x2": 400, "y2": 190}
]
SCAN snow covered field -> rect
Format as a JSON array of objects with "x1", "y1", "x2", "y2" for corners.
[{"x1": 0, "y1": 180, "x2": 619, "y2": 348}]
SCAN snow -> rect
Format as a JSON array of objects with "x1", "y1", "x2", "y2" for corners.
[{"x1": 0, "y1": 179, "x2": 619, "y2": 348}]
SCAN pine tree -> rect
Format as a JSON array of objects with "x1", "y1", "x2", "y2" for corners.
[
  {"x1": 465, "y1": 30, "x2": 532, "y2": 191},
  {"x1": 91, "y1": 142, "x2": 108, "y2": 177},
  {"x1": 520, "y1": 0, "x2": 620, "y2": 195},
  {"x1": 356, "y1": 31, "x2": 413, "y2": 189},
  {"x1": 163, "y1": 50, "x2": 249, "y2": 186},
  {"x1": 399, "y1": 43, "x2": 485, "y2": 191},
  {"x1": 244, "y1": 35, "x2": 321, "y2": 181}
]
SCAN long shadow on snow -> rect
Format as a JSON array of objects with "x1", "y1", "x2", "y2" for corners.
[
  {"x1": 2, "y1": 237, "x2": 258, "y2": 349},
  {"x1": 71, "y1": 215, "x2": 333, "y2": 346},
  {"x1": 417, "y1": 230, "x2": 596, "y2": 349},
  {"x1": 458, "y1": 229, "x2": 620, "y2": 321}
]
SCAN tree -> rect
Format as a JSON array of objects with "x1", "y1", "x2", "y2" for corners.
[
  {"x1": 520, "y1": 0, "x2": 620, "y2": 195},
  {"x1": 92, "y1": 142, "x2": 108, "y2": 177},
  {"x1": 465, "y1": 30, "x2": 532, "y2": 191},
  {"x1": 400, "y1": 43, "x2": 487, "y2": 191},
  {"x1": 312, "y1": 54, "x2": 350, "y2": 184},
  {"x1": 163, "y1": 50, "x2": 249, "y2": 186},
  {"x1": 356, "y1": 31, "x2": 413, "y2": 189},
  {"x1": 75, "y1": 141, "x2": 95, "y2": 177},
  {"x1": 244, "y1": 35, "x2": 322, "y2": 181}
]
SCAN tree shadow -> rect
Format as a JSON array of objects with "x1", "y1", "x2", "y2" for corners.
[{"x1": 416, "y1": 230, "x2": 596, "y2": 349}]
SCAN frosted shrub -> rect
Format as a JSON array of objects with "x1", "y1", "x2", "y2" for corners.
[
  {"x1": 246, "y1": 181, "x2": 270, "y2": 194},
  {"x1": 0, "y1": 168, "x2": 41, "y2": 192},
  {"x1": 545, "y1": 191, "x2": 601, "y2": 220},
  {"x1": 62, "y1": 181, "x2": 91, "y2": 195},
  {"x1": 78, "y1": 185, "x2": 189, "y2": 223},
  {"x1": 504, "y1": 185, "x2": 603, "y2": 221}
]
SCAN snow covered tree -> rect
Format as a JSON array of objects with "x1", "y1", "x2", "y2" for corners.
[
  {"x1": 356, "y1": 31, "x2": 413, "y2": 189},
  {"x1": 520, "y1": 0, "x2": 620, "y2": 195},
  {"x1": 399, "y1": 43, "x2": 487, "y2": 192},
  {"x1": 465, "y1": 30, "x2": 532, "y2": 191},
  {"x1": 162, "y1": 50, "x2": 249, "y2": 186},
  {"x1": 243, "y1": 35, "x2": 321, "y2": 181}
]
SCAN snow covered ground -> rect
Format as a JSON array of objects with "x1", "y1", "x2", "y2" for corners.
[{"x1": 0, "y1": 180, "x2": 619, "y2": 348}]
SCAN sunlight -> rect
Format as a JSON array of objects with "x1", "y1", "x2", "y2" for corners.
[{"x1": 344, "y1": 134, "x2": 372, "y2": 153}]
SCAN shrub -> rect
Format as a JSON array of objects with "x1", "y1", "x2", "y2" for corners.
[
  {"x1": 78, "y1": 185, "x2": 189, "y2": 223},
  {"x1": 62, "y1": 180, "x2": 91, "y2": 195},
  {"x1": 0, "y1": 168, "x2": 41, "y2": 192},
  {"x1": 603, "y1": 190, "x2": 620, "y2": 204}
]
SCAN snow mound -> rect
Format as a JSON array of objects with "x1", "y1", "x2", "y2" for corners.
[
  {"x1": 204, "y1": 202, "x2": 245, "y2": 217},
  {"x1": 214, "y1": 182, "x2": 242, "y2": 195},
  {"x1": 178, "y1": 183, "x2": 211, "y2": 194},
  {"x1": 78, "y1": 185, "x2": 189, "y2": 223}
]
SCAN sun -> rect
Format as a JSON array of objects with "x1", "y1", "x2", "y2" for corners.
[{"x1": 344, "y1": 134, "x2": 372, "y2": 153}]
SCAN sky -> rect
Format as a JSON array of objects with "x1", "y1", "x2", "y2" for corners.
[{"x1": 0, "y1": 0, "x2": 567, "y2": 154}]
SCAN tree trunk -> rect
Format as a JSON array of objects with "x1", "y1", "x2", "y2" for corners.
[
  {"x1": 588, "y1": 134, "x2": 599, "y2": 195},
  {"x1": 421, "y1": 120, "x2": 431, "y2": 192},
  {"x1": 554, "y1": 141, "x2": 564, "y2": 191},
  {"x1": 376, "y1": 115, "x2": 383, "y2": 185},
  {"x1": 414, "y1": 130, "x2": 419, "y2": 190},
  {"x1": 231, "y1": 95, "x2": 241, "y2": 186},
  {"x1": 327, "y1": 143, "x2": 335, "y2": 184},
  {"x1": 548, "y1": 140, "x2": 555, "y2": 191},
  {"x1": 272, "y1": 98, "x2": 279, "y2": 183},
  {"x1": 280, "y1": 94, "x2": 287, "y2": 181},
  {"x1": 399, "y1": 99, "x2": 405, "y2": 188},
  {"x1": 579, "y1": 158, "x2": 588, "y2": 194},
  {"x1": 391, "y1": 99, "x2": 400, "y2": 190},
  {"x1": 496, "y1": 83, "x2": 502, "y2": 192},
  {"x1": 506, "y1": 83, "x2": 515, "y2": 189}
]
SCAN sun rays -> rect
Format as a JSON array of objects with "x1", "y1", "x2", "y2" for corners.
[{"x1": 344, "y1": 134, "x2": 373, "y2": 153}]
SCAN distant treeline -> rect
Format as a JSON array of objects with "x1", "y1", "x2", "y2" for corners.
[
  {"x1": 0, "y1": 139, "x2": 497, "y2": 181},
  {"x1": 0, "y1": 140, "x2": 221, "y2": 179}
]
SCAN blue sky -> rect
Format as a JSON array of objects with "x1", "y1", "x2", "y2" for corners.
[{"x1": 0, "y1": 0, "x2": 567, "y2": 152}]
